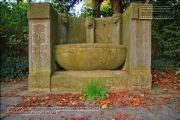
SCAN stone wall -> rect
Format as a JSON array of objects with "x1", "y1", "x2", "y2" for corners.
[
  {"x1": 58, "y1": 14, "x2": 122, "y2": 44},
  {"x1": 95, "y1": 14, "x2": 122, "y2": 44},
  {"x1": 58, "y1": 15, "x2": 87, "y2": 44},
  {"x1": 67, "y1": 17, "x2": 86, "y2": 44}
]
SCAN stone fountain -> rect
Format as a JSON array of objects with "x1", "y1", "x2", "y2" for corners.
[{"x1": 28, "y1": 3, "x2": 152, "y2": 92}]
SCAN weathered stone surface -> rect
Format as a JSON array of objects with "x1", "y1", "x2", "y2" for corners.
[
  {"x1": 29, "y1": 21, "x2": 50, "y2": 73},
  {"x1": 95, "y1": 15, "x2": 122, "y2": 44},
  {"x1": 54, "y1": 44, "x2": 127, "y2": 70},
  {"x1": 58, "y1": 13, "x2": 68, "y2": 44},
  {"x1": 28, "y1": 3, "x2": 58, "y2": 91},
  {"x1": 28, "y1": 3, "x2": 51, "y2": 19},
  {"x1": 51, "y1": 71, "x2": 151, "y2": 92},
  {"x1": 123, "y1": 2, "x2": 152, "y2": 20},
  {"x1": 28, "y1": 74, "x2": 50, "y2": 91},
  {"x1": 66, "y1": 17, "x2": 86, "y2": 44},
  {"x1": 112, "y1": 13, "x2": 122, "y2": 44},
  {"x1": 122, "y1": 2, "x2": 152, "y2": 75},
  {"x1": 28, "y1": 20, "x2": 52, "y2": 91},
  {"x1": 86, "y1": 16, "x2": 95, "y2": 43}
]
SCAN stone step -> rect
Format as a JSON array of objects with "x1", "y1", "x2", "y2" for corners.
[{"x1": 51, "y1": 71, "x2": 151, "y2": 92}]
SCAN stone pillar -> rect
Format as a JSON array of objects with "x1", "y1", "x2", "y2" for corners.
[
  {"x1": 28, "y1": 3, "x2": 58, "y2": 91},
  {"x1": 122, "y1": 3, "x2": 152, "y2": 90},
  {"x1": 86, "y1": 16, "x2": 94, "y2": 43},
  {"x1": 92, "y1": 0, "x2": 102, "y2": 18},
  {"x1": 112, "y1": 13, "x2": 122, "y2": 44},
  {"x1": 58, "y1": 13, "x2": 68, "y2": 44}
]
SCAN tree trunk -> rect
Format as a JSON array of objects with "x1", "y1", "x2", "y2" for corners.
[
  {"x1": 92, "y1": 0, "x2": 102, "y2": 18},
  {"x1": 110, "y1": 0, "x2": 123, "y2": 14}
]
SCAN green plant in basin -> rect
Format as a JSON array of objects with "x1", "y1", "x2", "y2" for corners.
[{"x1": 82, "y1": 79, "x2": 106, "y2": 100}]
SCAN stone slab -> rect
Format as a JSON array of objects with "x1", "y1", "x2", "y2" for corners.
[
  {"x1": 28, "y1": 3, "x2": 51, "y2": 19},
  {"x1": 51, "y1": 71, "x2": 151, "y2": 92}
]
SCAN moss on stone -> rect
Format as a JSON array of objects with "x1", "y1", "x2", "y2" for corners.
[{"x1": 66, "y1": 17, "x2": 86, "y2": 43}]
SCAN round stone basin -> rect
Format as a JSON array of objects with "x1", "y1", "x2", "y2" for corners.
[{"x1": 54, "y1": 43, "x2": 127, "y2": 70}]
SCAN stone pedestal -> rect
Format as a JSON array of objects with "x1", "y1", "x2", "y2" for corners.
[
  {"x1": 28, "y1": 3, "x2": 58, "y2": 91},
  {"x1": 28, "y1": 3, "x2": 152, "y2": 92}
]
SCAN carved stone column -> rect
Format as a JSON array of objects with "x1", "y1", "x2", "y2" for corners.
[
  {"x1": 28, "y1": 3, "x2": 58, "y2": 91},
  {"x1": 86, "y1": 16, "x2": 94, "y2": 43},
  {"x1": 58, "y1": 13, "x2": 68, "y2": 44},
  {"x1": 112, "y1": 13, "x2": 122, "y2": 44}
]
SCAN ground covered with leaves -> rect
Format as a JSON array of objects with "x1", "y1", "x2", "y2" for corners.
[{"x1": 1, "y1": 70, "x2": 180, "y2": 120}]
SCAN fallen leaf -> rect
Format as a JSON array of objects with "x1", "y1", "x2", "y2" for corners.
[
  {"x1": 130, "y1": 95, "x2": 134, "y2": 99},
  {"x1": 102, "y1": 104, "x2": 108, "y2": 109},
  {"x1": 90, "y1": 101, "x2": 97, "y2": 104},
  {"x1": 99, "y1": 110, "x2": 104, "y2": 115},
  {"x1": 139, "y1": 97, "x2": 145, "y2": 101},
  {"x1": 60, "y1": 116, "x2": 65, "y2": 118},
  {"x1": 44, "y1": 96, "x2": 50, "y2": 100},
  {"x1": 79, "y1": 96, "x2": 86, "y2": 101},
  {"x1": 163, "y1": 88, "x2": 168, "y2": 91},
  {"x1": 106, "y1": 93, "x2": 110, "y2": 98},
  {"x1": 40, "y1": 101, "x2": 47, "y2": 105},
  {"x1": 71, "y1": 101, "x2": 76, "y2": 105},
  {"x1": 56, "y1": 102, "x2": 62, "y2": 106}
]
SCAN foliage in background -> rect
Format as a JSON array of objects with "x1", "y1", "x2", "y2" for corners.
[
  {"x1": 151, "y1": 55, "x2": 179, "y2": 72},
  {"x1": 0, "y1": 1, "x2": 73, "y2": 81},
  {"x1": 82, "y1": 80, "x2": 106, "y2": 100},
  {"x1": 100, "y1": 0, "x2": 113, "y2": 17},
  {"x1": 0, "y1": 2, "x2": 28, "y2": 58},
  {"x1": 80, "y1": 0, "x2": 92, "y2": 17},
  {"x1": 0, "y1": 2, "x2": 28, "y2": 81},
  {"x1": 152, "y1": 8, "x2": 180, "y2": 57},
  {"x1": 151, "y1": 1, "x2": 180, "y2": 72},
  {"x1": 52, "y1": 2, "x2": 74, "y2": 15},
  {"x1": 80, "y1": 0, "x2": 113, "y2": 17},
  {"x1": 0, "y1": 57, "x2": 28, "y2": 82},
  {"x1": 80, "y1": 0, "x2": 152, "y2": 17},
  {"x1": 51, "y1": 0, "x2": 82, "y2": 12}
]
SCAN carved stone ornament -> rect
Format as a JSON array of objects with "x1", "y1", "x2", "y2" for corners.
[
  {"x1": 86, "y1": 16, "x2": 94, "y2": 29},
  {"x1": 60, "y1": 13, "x2": 68, "y2": 26},
  {"x1": 112, "y1": 13, "x2": 121, "y2": 24},
  {"x1": 32, "y1": 23, "x2": 48, "y2": 72}
]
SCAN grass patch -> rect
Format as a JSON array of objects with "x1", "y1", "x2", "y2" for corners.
[{"x1": 82, "y1": 79, "x2": 106, "y2": 100}]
